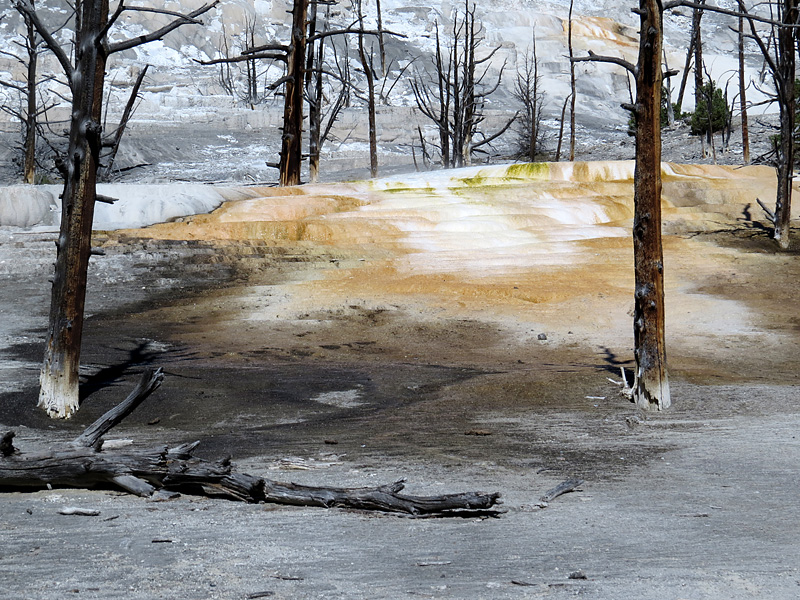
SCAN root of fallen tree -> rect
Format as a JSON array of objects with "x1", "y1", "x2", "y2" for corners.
[{"x1": 0, "y1": 368, "x2": 502, "y2": 517}]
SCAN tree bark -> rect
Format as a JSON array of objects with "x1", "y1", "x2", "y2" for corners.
[
  {"x1": 279, "y1": 0, "x2": 308, "y2": 187},
  {"x1": 633, "y1": 0, "x2": 670, "y2": 410},
  {"x1": 39, "y1": 0, "x2": 109, "y2": 419}
]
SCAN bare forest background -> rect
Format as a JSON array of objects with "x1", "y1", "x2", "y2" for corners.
[{"x1": 0, "y1": 0, "x2": 788, "y2": 188}]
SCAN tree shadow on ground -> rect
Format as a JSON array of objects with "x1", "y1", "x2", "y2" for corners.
[
  {"x1": 595, "y1": 346, "x2": 634, "y2": 380},
  {"x1": 78, "y1": 340, "x2": 199, "y2": 403}
]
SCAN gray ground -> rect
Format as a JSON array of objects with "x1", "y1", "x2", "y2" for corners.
[{"x1": 1, "y1": 218, "x2": 799, "y2": 599}]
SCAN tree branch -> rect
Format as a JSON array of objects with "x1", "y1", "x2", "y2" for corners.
[
  {"x1": 664, "y1": 1, "x2": 796, "y2": 27},
  {"x1": 199, "y1": 52, "x2": 287, "y2": 66},
  {"x1": 11, "y1": 0, "x2": 74, "y2": 84},
  {"x1": 471, "y1": 111, "x2": 519, "y2": 150},
  {"x1": 308, "y1": 27, "x2": 405, "y2": 44},
  {"x1": 73, "y1": 367, "x2": 164, "y2": 450},
  {"x1": 572, "y1": 50, "x2": 637, "y2": 77},
  {"x1": 108, "y1": 1, "x2": 219, "y2": 55}
]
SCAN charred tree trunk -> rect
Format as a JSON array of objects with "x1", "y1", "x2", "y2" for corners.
[
  {"x1": 633, "y1": 0, "x2": 670, "y2": 410},
  {"x1": 738, "y1": 15, "x2": 750, "y2": 164},
  {"x1": 451, "y1": 13, "x2": 463, "y2": 168},
  {"x1": 436, "y1": 25, "x2": 451, "y2": 167},
  {"x1": 279, "y1": 0, "x2": 308, "y2": 187},
  {"x1": 23, "y1": 3, "x2": 38, "y2": 185},
  {"x1": 39, "y1": 0, "x2": 109, "y2": 419},
  {"x1": 773, "y1": 0, "x2": 796, "y2": 249}
]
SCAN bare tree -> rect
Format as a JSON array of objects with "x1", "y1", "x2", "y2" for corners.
[
  {"x1": 693, "y1": 0, "x2": 706, "y2": 111},
  {"x1": 674, "y1": 28, "x2": 695, "y2": 113},
  {"x1": 0, "y1": 1, "x2": 57, "y2": 183},
  {"x1": 203, "y1": 0, "x2": 395, "y2": 185},
  {"x1": 305, "y1": 0, "x2": 325, "y2": 183},
  {"x1": 512, "y1": 30, "x2": 546, "y2": 161},
  {"x1": 627, "y1": 1, "x2": 671, "y2": 410},
  {"x1": 306, "y1": 17, "x2": 350, "y2": 183},
  {"x1": 664, "y1": 0, "x2": 796, "y2": 247},
  {"x1": 555, "y1": 94, "x2": 570, "y2": 161},
  {"x1": 12, "y1": 0, "x2": 219, "y2": 419},
  {"x1": 411, "y1": 1, "x2": 512, "y2": 168}
]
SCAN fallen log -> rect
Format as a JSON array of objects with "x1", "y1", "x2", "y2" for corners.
[
  {"x1": 537, "y1": 478, "x2": 584, "y2": 508},
  {"x1": 0, "y1": 368, "x2": 502, "y2": 516}
]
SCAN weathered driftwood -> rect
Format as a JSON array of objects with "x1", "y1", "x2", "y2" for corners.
[
  {"x1": 538, "y1": 478, "x2": 584, "y2": 507},
  {"x1": 0, "y1": 368, "x2": 502, "y2": 516}
]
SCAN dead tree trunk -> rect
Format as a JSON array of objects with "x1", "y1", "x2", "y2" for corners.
[
  {"x1": 773, "y1": 0, "x2": 796, "y2": 248},
  {"x1": 556, "y1": 95, "x2": 569, "y2": 161},
  {"x1": 692, "y1": 0, "x2": 705, "y2": 110},
  {"x1": 357, "y1": 0, "x2": 379, "y2": 178},
  {"x1": 738, "y1": 15, "x2": 750, "y2": 164},
  {"x1": 693, "y1": 1, "x2": 710, "y2": 153},
  {"x1": 461, "y1": 4, "x2": 477, "y2": 167},
  {"x1": 279, "y1": 0, "x2": 308, "y2": 187},
  {"x1": 0, "y1": 369, "x2": 502, "y2": 516},
  {"x1": 376, "y1": 0, "x2": 386, "y2": 75},
  {"x1": 733, "y1": 0, "x2": 795, "y2": 247},
  {"x1": 573, "y1": 0, "x2": 671, "y2": 410},
  {"x1": 568, "y1": 0, "x2": 577, "y2": 161},
  {"x1": 305, "y1": 0, "x2": 321, "y2": 183},
  {"x1": 632, "y1": 0, "x2": 670, "y2": 410},
  {"x1": 675, "y1": 31, "x2": 695, "y2": 114},
  {"x1": 23, "y1": 2, "x2": 38, "y2": 184},
  {"x1": 38, "y1": 0, "x2": 110, "y2": 419}
]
